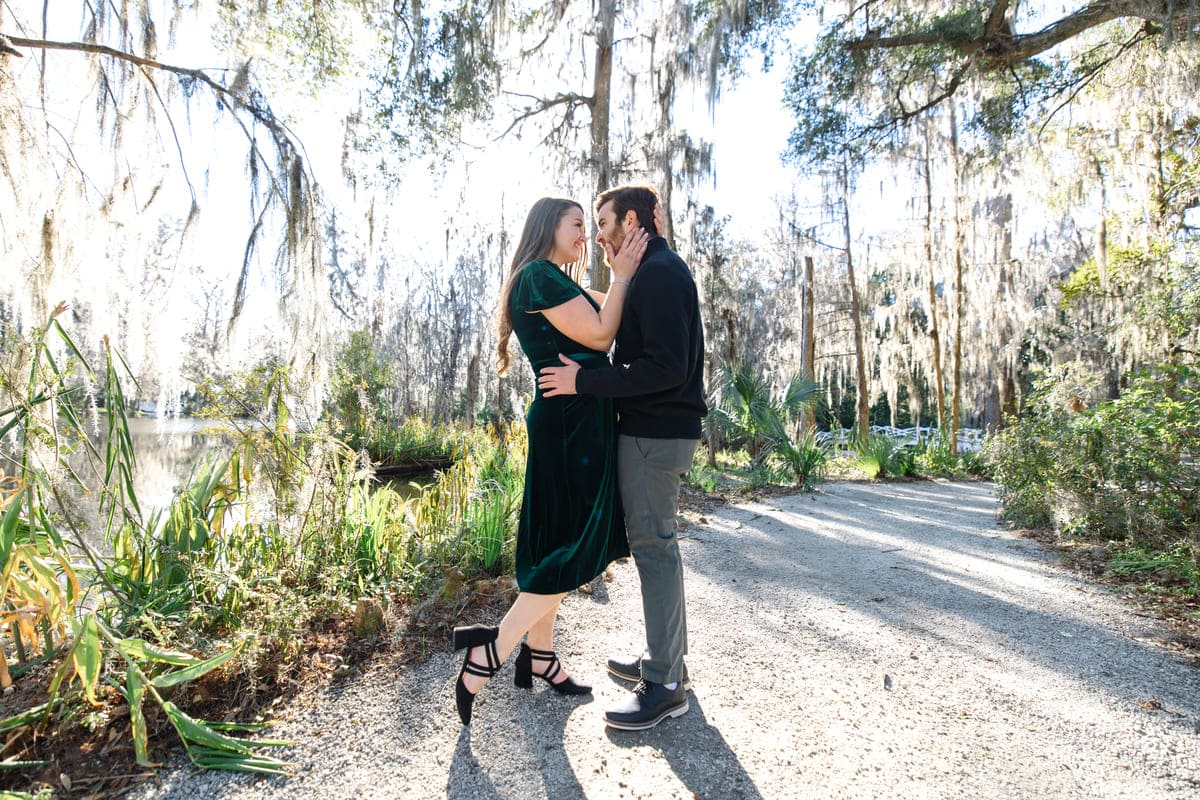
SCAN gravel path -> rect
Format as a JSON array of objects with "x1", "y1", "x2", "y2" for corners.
[{"x1": 134, "y1": 481, "x2": 1200, "y2": 799}]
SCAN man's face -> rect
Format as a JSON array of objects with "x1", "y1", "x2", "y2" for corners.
[{"x1": 595, "y1": 200, "x2": 626, "y2": 255}]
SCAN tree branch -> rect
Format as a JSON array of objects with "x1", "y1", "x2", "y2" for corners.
[
  {"x1": 5, "y1": 34, "x2": 323, "y2": 337},
  {"x1": 496, "y1": 91, "x2": 592, "y2": 139},
  {"x1": 1036, "y1": 27, "x2": 1152, "y2": 138},
  {"x1": 983, "y1": 1, "x2": 1013, "y2": 39},
  {"x1": 844, "y1": 1, "x2": 1146, "y2": 71},
  {"x1": 4, "y1": 35, "x2": 305, "y2": 165}
]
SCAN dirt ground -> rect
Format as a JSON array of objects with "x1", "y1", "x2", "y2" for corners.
[{"x1": 114, "y1": 480, "x2": 1200, "y2": 800}]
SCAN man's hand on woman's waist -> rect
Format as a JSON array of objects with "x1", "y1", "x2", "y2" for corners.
[{"x1": 538, "y1": 353, "x2": 580, "y2": 397}]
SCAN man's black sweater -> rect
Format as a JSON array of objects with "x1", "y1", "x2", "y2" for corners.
[{"x1": 575, "y1": 236, "x2": 707, "y2": 439}]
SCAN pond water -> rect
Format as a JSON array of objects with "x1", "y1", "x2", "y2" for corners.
[
  {"x1": 83, "y1": 418, "x2": 429, "y2": 543},
  {"x1": 6, "y1": 416, "x2": 435, "y2": 550},
  {"x1": 119, "y1": 416, "x2": 236, "y2": 512}
]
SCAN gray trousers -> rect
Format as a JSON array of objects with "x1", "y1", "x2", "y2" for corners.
[{"x1": 617, "y1": 434, "x2": 698, "y2": 685}]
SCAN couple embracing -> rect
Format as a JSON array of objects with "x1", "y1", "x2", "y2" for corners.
[{"x1": 452, "y1": 185, "x2": 706, "y2": 732}]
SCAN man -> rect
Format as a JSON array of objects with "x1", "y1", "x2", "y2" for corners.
[{"x1": 538, "y1": 184, "x2": 707, "y2": 731}]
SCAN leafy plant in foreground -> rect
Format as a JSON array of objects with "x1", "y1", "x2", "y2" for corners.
[{"x1": 0, "y1": 312, "x2": 287, "y2": 775}]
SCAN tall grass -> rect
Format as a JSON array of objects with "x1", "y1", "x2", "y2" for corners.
[{"x1": 0, "y1": 309, "x2": 288, "y2": 776}]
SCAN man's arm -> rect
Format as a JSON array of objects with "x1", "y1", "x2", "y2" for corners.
[{"x1": 539, "y1": 264, "x2": 692, "y2": 399}]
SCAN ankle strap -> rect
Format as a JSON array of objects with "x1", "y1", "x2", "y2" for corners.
[
  {"x1": 463, "y1": 639, "x2": 501, "y2": 678},
  {"x1": 525, "y1": 645, "x2": 562, "y2": 682}
]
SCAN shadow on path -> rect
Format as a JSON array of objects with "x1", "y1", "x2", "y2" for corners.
[
  {"x1": 447, "y1": 686, "x2": 593, "y2": 798},
  {"x1": 602, "y1": 691, "x2": 765, "y2": 799},
  {"x1": 685, "y1": 481, "x2": 1200, "y2": 716}
]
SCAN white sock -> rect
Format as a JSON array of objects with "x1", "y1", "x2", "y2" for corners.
[{"x1": 664, "y1": 682, "x2": 678, "y2": 690}]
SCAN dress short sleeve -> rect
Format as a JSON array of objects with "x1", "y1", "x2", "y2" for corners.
[{"x1": 512, "y1": 260, "x2": 583, "y2": 313}]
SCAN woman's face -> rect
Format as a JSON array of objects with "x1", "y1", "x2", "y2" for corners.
[{"x1": 548, "y1": 206, "x2": 587, "y2": 265}]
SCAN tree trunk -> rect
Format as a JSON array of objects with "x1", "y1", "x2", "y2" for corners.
[
  {"x1": 994, "y1": 191, "x2": 1018, "y2": 428},
  {"x1": 922, "y1": 123, "x2": 948, "y2": 435},
  {"x1": 656, "y1": 56, "x2": 677, "y2": 247},
  {"x1": 465, "y1": 335, "x2": 481, "y2": 424},
  {"x1": 949, "y1": 102, "x2": 965, "y2": 456},
  {"x1": 1095, "y1": 156, "x2": 1108, "y2": 289},
  {"x1": 800, "y1": 254, "x2": 816, "y2": 433},
  {"x1": 841, "y1": 160, "x2": 870, "y2": 444},
  {"x1": 699, "y1": 212, "x2": 718, "y2": 467},
  {"x1": 589, "y1": 0, "x2": 615, "y2": 290}
]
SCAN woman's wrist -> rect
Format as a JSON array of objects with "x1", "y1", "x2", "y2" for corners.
[{"x1": 611, "y1": 279, "x2": 631, "y2": 287}]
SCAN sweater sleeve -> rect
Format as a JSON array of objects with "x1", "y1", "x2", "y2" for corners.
[{"x1": 574, "y1": 264, "x2": 693, "y2": 399}]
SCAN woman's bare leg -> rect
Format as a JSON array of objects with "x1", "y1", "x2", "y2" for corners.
[
  {"x1": 523, "y1": 598, "x2": 577, "y2": 685},
  {"x1": 461, "y1": 591, "x2": 565, "y2": 694},
  {"x1": 524, "y1": 599, "x2": 562, "y2": 652}
]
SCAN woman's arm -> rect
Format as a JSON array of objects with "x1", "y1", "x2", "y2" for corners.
[{"x1": 540, "y1": 227, "x2": 648, "y2": 351}]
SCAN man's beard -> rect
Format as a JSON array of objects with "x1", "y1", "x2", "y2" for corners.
[{"x1": 610, "y1": 223, "x2": 627, "y2": 253}]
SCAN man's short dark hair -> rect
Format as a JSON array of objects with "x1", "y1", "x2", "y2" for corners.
[{"x1": 595, "y1": 185, "x2": 660, "y2": 234}]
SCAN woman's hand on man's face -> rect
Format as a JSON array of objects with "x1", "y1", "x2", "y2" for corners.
[{"x1": 607, "y1": 226, "x2": 649, "y2": 280}]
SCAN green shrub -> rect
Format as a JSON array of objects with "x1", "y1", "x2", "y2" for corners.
[
  {"x1": 708, "y1": 359, "x2": 827, "y2": 489},
  {"x1": 986, "y1": 365, "x2": 1200, "y2": 587},
  {"x1": 776, "y1": 430, "x2": 830, "y2": 489},
  {"x1": 913, "y1": 435, "x2": 982, "y2": 478},
  {"x1": 685, "y1": 465, "x2": 720, "y2": 493},
  {"x1": 854, "y1": 433, "x2": 913, "y2": 480},
  {"x1": 1108, "y1": 541, "x2": 1197, "y2": 589}
]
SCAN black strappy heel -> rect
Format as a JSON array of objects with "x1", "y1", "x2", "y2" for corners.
[
  {"x1": 513, "y1": 642, "x2": 592, "y2": 695},
  {"x1": 453, "y1": 624, "x2": 501, "y2": 724}
]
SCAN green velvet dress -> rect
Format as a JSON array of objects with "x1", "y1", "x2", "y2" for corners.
[{"x1": 509, "y1": 259, "x2": 630, "y2": 594}]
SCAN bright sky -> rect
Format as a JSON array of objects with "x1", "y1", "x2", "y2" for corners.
[{"x1": 679, "y1": 55, "x2": 801, "y2": 236}]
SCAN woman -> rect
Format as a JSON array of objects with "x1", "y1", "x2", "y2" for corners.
[{"x1": 452, "y1": 197, "x2": 649, "y2": 725}]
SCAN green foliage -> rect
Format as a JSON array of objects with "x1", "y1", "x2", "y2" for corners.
[
  {"x1": 691, "y1": 0, "x2": 794, "y2": 77},
  {"x1": 710, "y1": 360, "x2": 821, "y2": 486},
  {"x1": 216, "y1": 0, "x2": 361, "y2": 93},
  {"x1": 325, "y1": 331, "x2": 462, "y2": 467},
  {"x1": 1108, "y1": 541, "x2": 1196, "y2": 589},
  {"x1": 685, "y1": 464, "x2": 721, "y2": 493},
  {"x1": 404, "y1": 424, "x2": 524, "y2": 584},
  {"x1": 775, "y1": 430, "x2": 830, "y2": 490},
  {"x1": 913, "y1": 435, "x2": 982, "y2": 479},
  {"x1": 0, "y1": 315, "x2": 528, "y2": 776},
  {"x1": 986, "y1": 364, "x2": 1200, "y2": 587},
  {"x1": 783, "y1": 5, "x2": 1166, "y2": 163},
  {"x1": 925, "y1": 7, "x2": 984, "y2": 41},
  {"x1": 854, "y1": 433, "x2": 915, "y2": 480},
  {"x1": 369, "y1": 416, "x2": 462, "y2": 466},
  {"x1": 328, "y1": 329, "x2": 394, "y2": 450},
  {"x1": 366, "y1": 2, "x2": 501, "y2": 164},
  {"x1": 685, "y1": 447, "x2": 779, "y2": 494},
  {"x1": 0, "y1": 314, "x2": 287, "y2": 774},
  {"x1": 1080, "y1": 242, "x2": 1200, "y2": 347}
]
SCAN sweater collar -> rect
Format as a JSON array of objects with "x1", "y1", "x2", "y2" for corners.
[{"x1": 643, "y1": 235, "x2": 669, "y2": 258}]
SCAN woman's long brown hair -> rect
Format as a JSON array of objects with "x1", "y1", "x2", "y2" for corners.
[{"x1": 497, "y1": 198, "x2": 587, "y2": 374}]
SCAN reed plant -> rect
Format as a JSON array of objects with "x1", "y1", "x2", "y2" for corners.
[{"x1": 0, "y1": 308, "x2": 289, "y2": 777}]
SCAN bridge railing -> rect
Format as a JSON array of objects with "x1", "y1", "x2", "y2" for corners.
[{"x1": 813, "y1": 426, "x2": 986, "y2": 452}]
